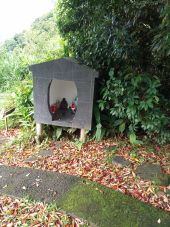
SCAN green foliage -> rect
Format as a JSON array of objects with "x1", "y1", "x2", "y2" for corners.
[
  {"x1": 23, "y1": 12, "x2": 65, "y2": 64},
  {"x1": 12, "y1": 79, "x2": 34, "y2": 128},
  {"x1": 73, "y1": 139, "x2": 84, "y2": 151},
  {"x1": 56, "y1": 0, "x2": 169, "y2": 74},
  {"x1": 9, "y1": 128, "x2": 36, "y2": 150},
  {"x1": 0, "y1": 1, "x2": 169, "y2": 144},
  {"x1": 152, "y1": 1, "x2": 170, "y2": 58},
  {"x1": 3, "y1": 33, "x2": 26, "y2": 52},
  {"x1": 98, "y1": 69, "x2": 169, "y2": 143},
  {"x1": 0, "y1": 93, "x2": 15, "y2": 110},
  {"x1": 54, "y1": 127, "x2": 63, "y2": 140},
  {"x1": 0, "y1": 12, "x2": 64, "y2": 92},
  {"x1": 93, "y1": 104, "x2": 106, "y2": 141},
  {"x1": 52, "y1": 126, "x2": 78, "y2": 141},
  {"x1": 56, "y1": 0, "x2": 170, "y2": 143},
  {"x1": 152, "y1": 1, "x2": 170, "y2": 98},
  {"x1": 0, "y1": 11, "x2": 65, "y2": 133}
]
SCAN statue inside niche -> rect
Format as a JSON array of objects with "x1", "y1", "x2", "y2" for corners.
[{"x1": 59, "y1": 98, "x2": 68, "y2": 115}]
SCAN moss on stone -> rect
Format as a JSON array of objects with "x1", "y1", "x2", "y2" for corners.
[
  {"x1": 59, "y1": 181, "x2": 170, "y2": 227},
  {"x1": 156, "y1": 174, "x2": 170, "y2": 186}
]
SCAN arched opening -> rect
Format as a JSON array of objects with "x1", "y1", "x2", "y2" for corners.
[{"x1": 48, "y1": 79, "x2": 78, "y2": 122}]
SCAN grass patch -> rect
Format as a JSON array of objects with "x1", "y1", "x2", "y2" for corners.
[{"x1": 59, "y1": 181, "x2": 170, "y2": 227}]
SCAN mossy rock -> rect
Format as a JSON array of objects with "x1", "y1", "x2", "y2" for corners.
[
  {"x1": 112, "y1": 156, "x2": 131, "y2": 168},
  {"x1": 135, "y1": 163, "x2": 170, "y2": 186},
  {"x1": 104, "y1": 145, "x2": 117, "y2": 152},
  {"x1": 59, "y1": 181, "x2": 170, "y2": 227}
]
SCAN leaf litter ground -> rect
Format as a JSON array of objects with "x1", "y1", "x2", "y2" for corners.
[
  {"x1": 0, "y1": 195, "x2": 87, "y2": 226},
  {"x1": 0, "y1": 129, "x2": 170, "y2": 213}
]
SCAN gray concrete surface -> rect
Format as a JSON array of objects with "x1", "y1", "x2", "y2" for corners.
[{"x1": 0, "y1": 165, "x2": 80, "y2": 203}]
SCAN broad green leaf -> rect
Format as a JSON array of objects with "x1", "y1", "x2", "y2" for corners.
[
  {"x1": 94, "y1": 104, "x2": 101, "y2": 123},
  {"x1": 129, "y1": 133, "x2": 137, "y2": 145},
  {"x1": 119, "y1": 122, "x2": 126, "y2": 133},
  {"x1": 55, "y1": 127, "x2": 63, "y2": 140}
]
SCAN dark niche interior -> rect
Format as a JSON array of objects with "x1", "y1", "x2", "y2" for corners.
[{"x1": 48, "y1": 79, "x2": 78, "y2": 123}]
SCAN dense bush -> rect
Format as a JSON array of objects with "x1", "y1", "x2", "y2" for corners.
[
  {"x1": 56, "y1": 0, "x2": 170, "y2": 143},
  {"x1": 56, "y1": 1, "x2": 168, "y2": 72},
  {"x1": 98, "y1": 69, "x2": 169, "y2": 143},
  {"x1": 56, "y1": 0, "x2": 170, "y2": 90},
  {"x1": 152, "y1": 1, "x2": 170, "y2": 98}
]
